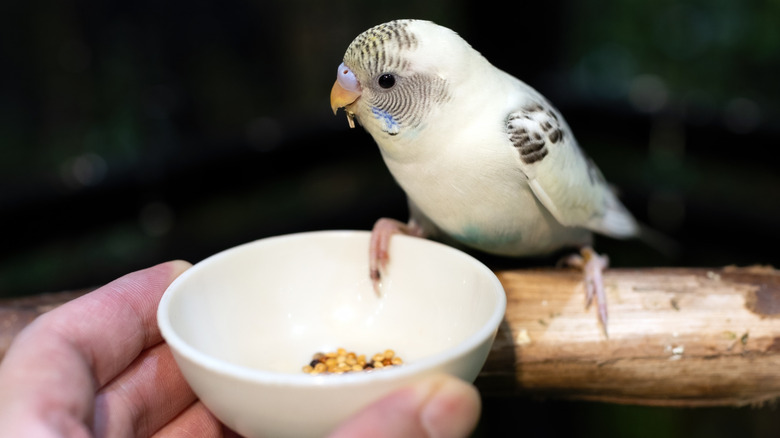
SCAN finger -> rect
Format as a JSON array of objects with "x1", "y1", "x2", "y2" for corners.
[
  {"x1": 0, "y1": 261, "x2": 190, "y2": 434},
  {"x1": 40, "y1": 260, "x2": 191, "y2": 386},
  {"x1": 92, "y1": 342, "x2": 197, "y2": 437},
  {"x1": 151, "y1": 401, "x2": 240, "y2": 438},
  {"x1": 329, "y1": 375, "x2": 481, "y2": 438}
]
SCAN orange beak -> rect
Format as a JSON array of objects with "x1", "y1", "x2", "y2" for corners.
[{"x1": 330, "y1": 80, "x2": 362, "y2": 115}]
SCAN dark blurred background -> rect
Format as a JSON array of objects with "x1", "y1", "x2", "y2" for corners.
[{"x1": 1, "y1": 0, "x2": 778, "y2": 435}]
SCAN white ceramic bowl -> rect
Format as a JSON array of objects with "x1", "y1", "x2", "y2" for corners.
[{"x1": 157, "y1": 230, "x2": 506, "y2": 438}]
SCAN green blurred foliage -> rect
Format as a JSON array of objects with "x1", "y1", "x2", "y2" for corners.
[
  {"x1": 1, "y1": 1, "x2": 779, "y2": 436},
  {"x1": 2, "y1": 0, "x2": 779, "y2": 294}
]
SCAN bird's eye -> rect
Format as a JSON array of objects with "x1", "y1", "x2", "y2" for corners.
[{"x1": 378, "y1": 73, "x2": 396, "y2": 89}]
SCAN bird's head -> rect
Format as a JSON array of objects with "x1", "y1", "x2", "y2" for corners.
[{"x1": 330, "y1": 20, "x2": 472, "y2": 139}]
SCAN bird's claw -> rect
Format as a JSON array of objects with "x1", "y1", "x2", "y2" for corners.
[
  {"x1": 560, "y1": 247, "x2": 610, "y2": 337},
  {"x1": 369, "y1": 218, "x2": 424, "y2": 296},
  {"x1": 370, "y1": 267, "x2": 383, "y2": 295}
]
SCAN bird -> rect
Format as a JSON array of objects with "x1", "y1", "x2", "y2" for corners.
[{"x1": 330, "y1": 19, "x2": 639, "y2": 335}]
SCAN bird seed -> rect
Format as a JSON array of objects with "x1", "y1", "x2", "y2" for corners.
[{"x1": 302, "y1": 348, "x2": 403, "y2": 374}]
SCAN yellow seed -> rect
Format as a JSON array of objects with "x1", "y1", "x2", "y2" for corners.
[{"x1": 304, "y1": 348, "x2": 402, "y2": 374}]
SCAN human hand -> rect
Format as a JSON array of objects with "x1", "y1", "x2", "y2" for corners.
[{"x1": 0, "y1": 261, "x2": 480, "y2": 437}]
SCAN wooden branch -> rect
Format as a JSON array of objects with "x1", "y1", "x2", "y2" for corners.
[
  {"x1": 477, "y1": 265, "x2": 780, "y2": 407},
  {"x1": 2, "y1": 266, "x2": 779, "y2": 407}
]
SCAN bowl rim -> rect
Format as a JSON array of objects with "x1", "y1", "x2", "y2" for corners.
[{"x1": 157, "y1": 229, "x2": 507, "y2": 387}]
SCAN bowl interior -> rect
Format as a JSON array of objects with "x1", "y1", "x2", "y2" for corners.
[{"x1": 162, "y1": 230, "x2": 504, "y2": 377}]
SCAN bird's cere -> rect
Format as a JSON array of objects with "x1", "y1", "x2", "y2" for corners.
[{"x1": 336, "y1": 63, "x2": 360, "y2": 93}]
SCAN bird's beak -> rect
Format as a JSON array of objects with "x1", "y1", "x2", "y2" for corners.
[{"x1": 330, "y1": 80, "x2": 361, "y2": 115}]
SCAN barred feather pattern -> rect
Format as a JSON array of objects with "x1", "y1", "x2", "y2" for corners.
[{"x1": 343, "y1": 20, "x2": 451, "y2": 133}]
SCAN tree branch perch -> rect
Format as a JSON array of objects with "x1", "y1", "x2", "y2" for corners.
[
  {"x1": 479, "y1": 265, "x2": 780, "y2": 407},
  {"x1": 2, "y1": 266, "x2": 779, "y2": 407}
]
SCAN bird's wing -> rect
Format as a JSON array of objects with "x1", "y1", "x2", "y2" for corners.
[{"x1": 506, "y1": 99, "x2": 638, "y2": 238}]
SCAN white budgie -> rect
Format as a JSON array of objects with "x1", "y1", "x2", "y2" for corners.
[{"x1": 330, "y1": 19, "x2": 639, "y2": 333}]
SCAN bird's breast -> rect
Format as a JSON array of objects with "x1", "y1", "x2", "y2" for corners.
[{"x1": 381, "y1": 139, "x2": 579, "y2": 255}]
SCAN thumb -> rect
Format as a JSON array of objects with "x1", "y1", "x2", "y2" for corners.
[{"x1": 329, "y1": 375, "x2": 481, "y2": 438}]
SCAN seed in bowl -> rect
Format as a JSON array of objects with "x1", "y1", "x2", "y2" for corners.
[{"x1": 302, "y1": 348, "x2": 403, "y2": 374}]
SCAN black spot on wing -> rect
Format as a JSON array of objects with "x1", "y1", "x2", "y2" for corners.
[
  {"x1": 548, "y1": 127, "x2": 562, "y2": 143},
  {"x1": 540, "y1": 112, "x2": 564, "y2": 144},
  {"x1": 507, "y1": 102, "x2": 564, "y2": 164},
  {"x1": 508, "y1": 123, "x2": 547, "y2": 164}
]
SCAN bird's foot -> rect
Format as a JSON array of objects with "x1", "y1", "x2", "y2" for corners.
[
  {"x1": 559, "y1": 247, "x2": 610, "y2": 336},
  {"x1": 369, "y1": 218, "x2": 424, "y2": 294}
]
